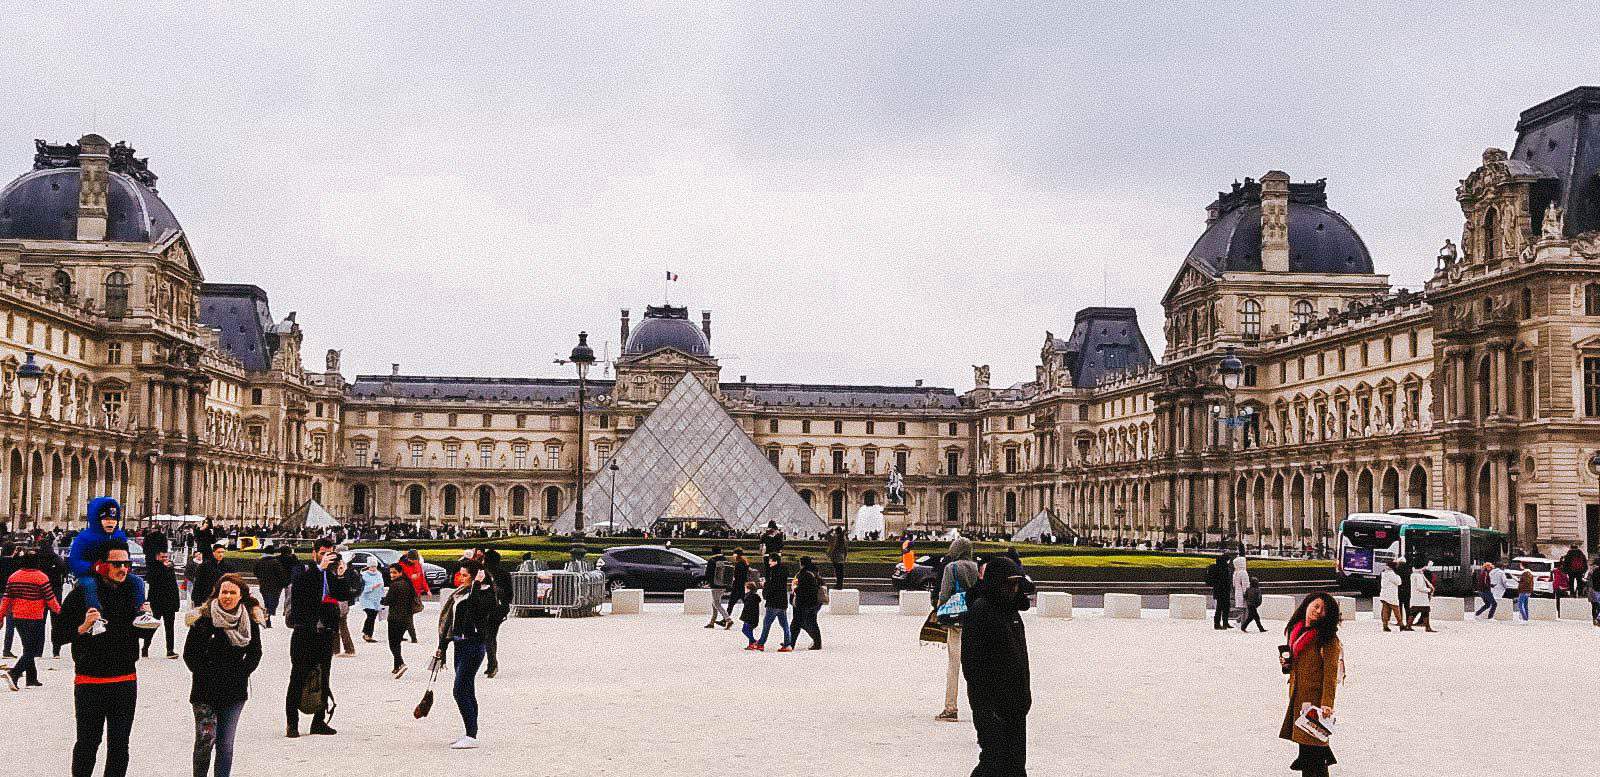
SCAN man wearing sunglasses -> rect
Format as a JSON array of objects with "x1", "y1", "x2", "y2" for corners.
[{"x1": 54, "y1": 542, "x2": 141, "y2": 777}]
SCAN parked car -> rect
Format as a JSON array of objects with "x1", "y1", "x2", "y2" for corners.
[
  {"x1": 126, "y1": 539, "x2": 147, "y2": 576},
  {"x1": 890, "y1": 554, "x2": 938, "y2": 592},
  {"x1": 340, "y1": 548, "x2": 449, "y2": 591},
  {"x1": 595, "y1": 545, "x2": 707, "y2": 592},
  {"x1": 1510, "y1": 557, "x2": 1555, "y2": 595}
]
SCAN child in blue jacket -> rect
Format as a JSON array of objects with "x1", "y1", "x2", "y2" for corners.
[{"x1": 66, "y1": 497, "x2": 157, "y2": 633}]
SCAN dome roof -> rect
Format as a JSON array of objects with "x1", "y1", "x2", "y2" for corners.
[
  {"x1": 1185, "y1": 178, "x2": 1372, "y2": 276},
  {"x1": 0, "y1": 167, "x2": 181, "y2": 243},
  {"x1": 623, "y1": 305, "x2": 710, "y2": 356}
]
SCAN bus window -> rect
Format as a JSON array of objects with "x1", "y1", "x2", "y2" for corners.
[{"x1": 1404, "y1": 529, "x2": 1461, "y2": 568}]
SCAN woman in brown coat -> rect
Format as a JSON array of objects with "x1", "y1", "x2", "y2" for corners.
[{"x1": 1279, "y1": 592, "x2": 1342, "y2": 776}]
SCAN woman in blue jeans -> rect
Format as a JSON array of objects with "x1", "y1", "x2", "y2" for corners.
[
  {"x1": 756, "y1": 554, "x2": 791, "y2": 651},
  {"x1": 183, "y1": 574, "x2": 263, "y2": 777},
  {"x1": 435, "y1": 555, "x2": 499, "y2": 749}
]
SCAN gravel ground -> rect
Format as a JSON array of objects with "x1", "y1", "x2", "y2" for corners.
[{"x1": 1, "y1": 600, "x2": 1592, "y2": 776}]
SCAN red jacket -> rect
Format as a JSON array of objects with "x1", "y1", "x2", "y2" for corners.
[
  {"x1": 399, "y1": 559, "x2": 431, "y2": 597},
  {"x1": 0, "y1": 568, "x2": 61, "y2": 621}
]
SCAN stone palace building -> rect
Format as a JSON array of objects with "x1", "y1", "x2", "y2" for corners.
[{"x1": 3, "y1": 88, "x2": 1600, "y2": 556}]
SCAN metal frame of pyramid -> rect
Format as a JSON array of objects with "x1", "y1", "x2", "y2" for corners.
[
  {"x1": 1011, "y1": 507, "x2": 1067, "y2": 543},
  {"x1": 552, "y1": 374, "x2": 827, "y2": 536}
]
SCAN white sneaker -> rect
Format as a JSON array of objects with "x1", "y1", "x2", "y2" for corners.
[
  {"x1": 450, "y1": 736, "x2": 479, "y2": 749},
  {"x1": 89, "y1": 620, "x2": 108, "y2": 637},
  {"x1": 132, "y1": 613, "x2": 160, "y2": 630}
]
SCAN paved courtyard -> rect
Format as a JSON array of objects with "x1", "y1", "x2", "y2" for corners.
[{"x1": 2, "y1": 600, "x2": 1593, "y2": 776}]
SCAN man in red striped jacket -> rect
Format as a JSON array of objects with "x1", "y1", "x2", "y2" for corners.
[{"x1": 1, "y1": 550, "x2": 60, "y2": 690}]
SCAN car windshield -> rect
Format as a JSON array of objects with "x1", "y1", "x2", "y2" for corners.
[
  {"x1": 672, "y1": 550, "x2": 706, "y2": 565},
  {"x1": 366, "y1": 549, "x2": 402, "y2": 564}
]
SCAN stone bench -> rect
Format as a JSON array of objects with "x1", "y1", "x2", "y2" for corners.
[
  {"x1": 1259, "y1": 594, "x2": 1297, "y2": 621},
  {"x1": 1559, "y1": 597, "x2": 1592, "y2": 622},
  {"x1": 1036, "y1": 592, "x2": 1073, "y2": 618},
  {"x1": 683, "y1": 588, "x2": 714, "y2": 615},
  {"x1": 610, "y1": 588, "x2": 643, "y2": 615},
  {"x1": 1103, "y1": 592, "x2": 1141, "y2": 619},
  {"x1": 829, "y1": 589, "x2": 860, "y2": 615},
  {"x1": 1429, "y1": 598, "x2": 1465, "y2": 621},
  {"x1": 1168, "y1": 593, "x2": 1206, "y2": 620},
  {"x1": 1334, "y1": 596, "x2": 1358, "y2": 622},
  {"x1": 899, "y1": 589, "x2": 931, "y2": 616},
  {"x1": 1530, "y1": 597, "x2": 1559, "y2": 622}
]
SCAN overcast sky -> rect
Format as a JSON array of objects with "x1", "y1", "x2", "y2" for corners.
[{"x1": 4, "y1": 2, "x2": 1597, "y2": 390}]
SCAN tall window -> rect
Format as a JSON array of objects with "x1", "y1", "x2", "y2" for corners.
[
  {"x1": 99, "y1": 390, "x2": 123, "y2": 427},
  {"x1": 52, "y1": 270, "x2": 72, "y2": 298},
  {"x1": 1482, "y1": 208, "x2": 1499, "y2": 261},
  {"x1": 1585, "y1": 357, "x2": 1600, "y2": 417},
  {"x1": 250, "y1": 388, "x2": 262, "y2": 405},
  {"x1": 897, "y1": 421, "x2": 907, "y2": 435},
  {"x1": 482, "y1": 413, "x2": 493, "y2": 428},
  {"x1": 863, "y1": 448, "x2": 877, "y2": 474},
  {"x1": 1241, "y1": 298, "x2": 1262, "y2": 339},
  {"x1": 1408, "y1": 330, "x2": 1420, "y2": 357},
  {"x1": 445, "y1": 443, "x2": 460, "y2": 467},
  {"x1": 513, "y1": 444, "x2": 528, "y2": 469},
  {"x1": 1005, "y1": 447, "x2": 1019, "y2": 474},
  {"x1": 409, "y1": 441, "x2": 423, "y2": 467},
  {"x1": 311, "y1": 434, "x2": 326, "y2": 462},
  {"x1": 407, "y1": 485, "x2": 424, "y2": 515},
  {"x1": 831, "y1": 448, "x2": 845, "y2": 473},
  {"x1": 352, "y1": 439, "x2": 369, "y2": 466},
  {"x1": 948, "y1": 422, "x2": 958, "y2": 435},
  {"x1": 448, "y1": 413, "x2": 458, "y2": 426},
  {"x1": 1520, "y1": 360, "x2": 1535, "y2": 419},
  {"x1": 104, "y1": 272, "x2": 129, "y2": 319},
  {"x1": 511, "y1": 486, "x2": 527, "y2": 517},
  {"x1": 1005, "y1": 491, "x2": 1017, "y2": 522},
  {"x1": 477, "y1": 486, "x2": 492, "y2": 516},
  {"x1": 443, "y1": 486, "x2": 458, "y2": 516},
  {"x1": 767, "y1": 446, "x2": 780, "y2": 468},
  {"x1": 1292, "y1": 300, "x2": 1314, "y2": 329},
  {"x1": 801, "y1": 420, "x2": 811, "y2": 434},
  {"x1": 106, "y1": 342, "x2": 122, "y2": 364},
  {"x1": 800, "y1": 448, "x2": 813, "y2": 474},
  {"x1": 833, "y1": 419, "x2": 843, "y2": 434},
  {"x1": 478, "y1": 442, "x2": 493, "y2": 468},
  {"x1": 546, "y1": 445, "x2": 560, "y2": 469},
  {"x1": 1587, "y1": 284, "x2": 1600, "y2": 316},
  {"x1": 895, "y1": 450, "x2": 909, "y2": 475},
  {"x1": 768, "y1": 419, "x2": 778, "y2": 433},
  {"x1": 1006, "y1": 416, "x2": 1016, "y2": 431},
  {"x1": 946, "y1": 450, "x2": 960, "y2": 476}
]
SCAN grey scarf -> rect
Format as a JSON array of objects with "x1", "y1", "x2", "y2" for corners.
[{"x1": 208, "y1": 599, "x2": 252, "y2": 648}]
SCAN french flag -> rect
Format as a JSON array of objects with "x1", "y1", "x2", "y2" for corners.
[{"x1": 666, "y1": 271, "x2": 679, "y2": 282}]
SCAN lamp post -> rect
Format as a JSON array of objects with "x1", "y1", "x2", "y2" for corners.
[
  {"x1": 1215, "y1": 346, "x2": 1245, "y2": 549},
  {"x1": 1311, "y1": 463, "x2": 1327, "y2": 558},
  {"x1": 608, "y1": 460, "x2": 619, "y2": 535},
  {"x1": 567, "y1": 332, "x2": 595, "y2": 533},
  {"x1": 1506, "y1": 456, "x2": 1520, "y2": 552},
  {"x1": 16, "y1": 352, "x2": 41, "y2": 529}
]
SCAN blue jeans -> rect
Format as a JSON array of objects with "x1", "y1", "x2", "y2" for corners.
[
  {"x1": 7, "y1": 618, "x2": 44, "y2": 684},
  {"x1": 452, "y1": 637, "x2": 486, "y2": 738},
  {"x1": 758, "y1": 608, "x2": 789, "y2": 646},
  {"x1": 741, "y1": 622, "x2": 756, "y2": 643},
  {"x1": 192, "y1": 701, "x2": 245, "y2": 777},
  {"x1": 1515, "y1": 593, "x2": 1530, "y2": 621},
  {"x1": 1475, "y1": 590, "x2": 1498, "y2": 618}
]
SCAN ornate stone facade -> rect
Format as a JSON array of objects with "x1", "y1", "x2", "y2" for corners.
[{"x1": 4, "y1": 90, "x2": 1600, "y2": 556}]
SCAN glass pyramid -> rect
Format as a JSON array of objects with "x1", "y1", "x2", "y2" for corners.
[{"x1": 553, "y1": 373, "x2": 827, "y2": 536}]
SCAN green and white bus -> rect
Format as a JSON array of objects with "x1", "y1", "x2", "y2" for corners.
[{"x1": 1336, "y1": 509, "x2": 1508, "y2": 595}]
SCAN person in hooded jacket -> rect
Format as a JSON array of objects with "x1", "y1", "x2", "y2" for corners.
[
  {"x1": 936, "y1": 535, "x2": 980, "y2": 722},
  {"x1": 66, "y1": 497, "x2": 155, "y2": 632},
  {"x1": 789, "y1": 556, "x2": 822, "y2": 650},
  {"x1": 184, "y1": 573, "x2": 263, "y2": 777},
  {"x1": 961, "y1": 554, "x2": 1034, "y2": 776},
  {"x1": 1231, "y1": 556, "x2": 1251, "y2": 619},
  {"x1": 1207, "y1": 555, "x2": 1233, "y2": 630}
]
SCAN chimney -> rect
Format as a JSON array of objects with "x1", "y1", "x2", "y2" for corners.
[
  {"x1": 620, "y1": 309, "x2": 630, "y2": 345},
  {"x1": 1259, "y1": 170, "x2": 1290, "y2": 272},
  {"x1": 739, "y1": 375, "x2": 747, "y2": 383},
  {"x1": 391, "y1": 363, "x2": 400, "y2": 377},
  {"x1": 75, "y1": 134, "x2": 110, "y2": 241},
  {"x1": 701, "y1": 310, "x2": 712, "y2": 342},
  {"x1": 915, "y1": 379, "x2": 924, "y2": 387}
]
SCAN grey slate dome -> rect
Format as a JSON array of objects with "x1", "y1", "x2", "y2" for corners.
[
  {"x1": 0, "y1": 138, "x2": 181, "y2": 244},
  {"x1": 1185, "y1": 178, "x2": 1372, "y2": 275},
  {"x1": 623, "y1": 305, "x2": 710, "y2": 356}
]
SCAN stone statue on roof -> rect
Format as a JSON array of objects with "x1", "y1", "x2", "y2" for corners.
[
  {"x1": 1542, "y1": 202, "x2": 1564, "y2": 240},
  {"x1": 1437, "y1": 239, "x2": 1457, "y2": 270},
  {"x1": 973, "y1": 364, "x2": 990, "y2": 389}
]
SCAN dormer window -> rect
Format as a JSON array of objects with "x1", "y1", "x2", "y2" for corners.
[{"x1": 1482, "y1": 207, "x2": 1499, "y2": 261}]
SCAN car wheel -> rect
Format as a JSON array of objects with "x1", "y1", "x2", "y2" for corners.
[{"x1": 606, "y1": 576, "x2": 629, "y2": 593}]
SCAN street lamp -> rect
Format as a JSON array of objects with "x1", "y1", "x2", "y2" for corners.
[
  {"x1": 1217, "y1": 346, "x2": 1243, "y2": 391},
  {"x1": 16, "y1": 351, "x2": 41, "y2": 528},
  {"x1": 608, "y1": 460, "x2": 619, "y2": 535},
  {"x1": 1506, "y1": 456, "x2": 1521, "y2": 551},
  {"x1": 567, "y1": 332, "x2": 595, "y2": 533},
  {"x1": 1311, "y1": 463, "x2": 1327, "y2": 557}
]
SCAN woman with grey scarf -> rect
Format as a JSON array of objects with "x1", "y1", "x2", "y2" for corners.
[{"x1": 183, "y1": 573, "x2": 263, "y2": 777}]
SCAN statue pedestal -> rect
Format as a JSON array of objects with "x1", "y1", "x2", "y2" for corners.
[{"x1": 882, "y1": 503, "x2": 910, "y2": 536}]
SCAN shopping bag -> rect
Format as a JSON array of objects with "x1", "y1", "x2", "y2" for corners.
[{"x1": 918, "y1": 609, "x2": 948, "y2": 644}]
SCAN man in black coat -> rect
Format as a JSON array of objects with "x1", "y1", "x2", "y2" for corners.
[
  {"x1": 191, "y1": 544, "x2": 226, "y2": 607},
  {"x1": 961, "y1": 555, "x2": 1034, "y2": 777},
  {"x1": 1206, "y1": 555, "x2": 1233, "y2": 630},
  {"x1": 141, "y1": 551, "x2": 181, "y2": 658},
  {"x1": 54, "y1": 542, "x2": 142, "y2": 777},
  {"x1": 285, "y1": 538, "x2": 344, "y2": 738},
  {"x1": 253, "y1": 549, "x2": 288, "y2": 628}
]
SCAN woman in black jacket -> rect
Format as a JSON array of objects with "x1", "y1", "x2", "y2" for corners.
[
  {"x1": 381, "y1": 564, "x2": 416, "y2": 678},
  {"x1": 434, "y1": 556, "x2": 499, "y2": 749},
  {"x1": 142, "y1": 550, "x2": 181, "y2": 658},
  {"x1": 961, "y1": 555, "x2": 1034, "y2": 775},
  {"x1": 789, "y1": 556, "x2": 822, "y2": 650},
  {"x1": 184, "y1": 573, "x2": 264, "y2": 777}
]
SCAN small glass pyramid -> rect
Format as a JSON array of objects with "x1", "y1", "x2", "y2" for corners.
[{"x1": 553, "y1": 373, "x2": 827, "y2": 536}]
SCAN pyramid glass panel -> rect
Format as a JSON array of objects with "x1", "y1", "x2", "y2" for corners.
[{"x1": 553, "y1": 374, "x2": 826, "y2": 535}]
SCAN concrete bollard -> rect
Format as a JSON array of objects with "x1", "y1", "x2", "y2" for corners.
[
  {"x1": 610, "y1": 588, "x2": 643, "y2": 615},
  {"x1": 1430, "y1": 598, "x2": 1465, "y2": 621},
  {"x1": 899, "y1": 589, "x2": 932, "y2": 616},
  {"x1": 829, "y1": 589, "x2": 860, "y2": 615},
  {"x1": 1103, "y1": 592, "x2": 1142, "y2": 619},
  {"x1": 1334, "y1": 596, "x2": 1358, "y2": 622},
  {"x1": 1559, "y1": 597, "x2": 1593, "y2": 622},
  {"x1": 1037, "y1": 592, "x2": 1073, "y2": 618},
  {"x1": 1259, "y1": 594, "x2": 1297, "y2": 621},
  {"x1": 1493, "y1": 598, "x2": 1515, "y2": 621},
  {"x1": 683, "y1": 588, "x2": 713, "y2": 615},
  {"x1": 1169, "y1": 593, "x2": 1206, "y2": 620},
  {"x1": 1530, "y1": 597, "x2": 1559, "y2": 622}
]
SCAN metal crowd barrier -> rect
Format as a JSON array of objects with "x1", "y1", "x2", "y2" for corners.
[{"x1": 511, "y1": 570, "x2": 607, "y2": 618}]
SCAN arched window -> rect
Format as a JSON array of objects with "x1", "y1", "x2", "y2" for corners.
[
  {"x1": 104, "y1": 271, "x2": 129, "y2": 319},
  {"x1": 829, "y1": 490, "x2": 846, "y2": 522},
  {"x1": 407, "y1": 484, "x2": 424, "y2": 515},
  {"x1": 1004, "y1": 491, "x2": 1017, "y2": 523},
  {"x1": 862, "y1": 490, "x2": 877, "y2": 506},
  {"x1": 1241, "y1": 298, "x2": 1262, "y2": 339},
  {"x1": 543, "y1": 486, "x2": 561, "y2": 518},
  {"x1": 1407, "y1": 465, "x2": 1428, "y2": 508},
  {"x1": 352, "y1": 483, "x2": 369, "y2": 516},
  {"x1": 1482, "y1": 208, "x2": 1499, "y2": 261},
  {"x1": 944, "y1": 492, "x2": 960, "y2": 523},
  {"x1": 477, "y1": 485, "x2": 493, "y2": 516},
  {"x1": 311, "y1": 481, "x2": 323, "y2": 503},
  {"x1": 52, "y1": 270, "x2": 72, "y2": 298},
  {"x1": 1292, "y1": 300, "x2": 1314, "y2": 329},
  {"x1": 442, "y1": 485, "x2": 459, "y2": 516},
  {"x1": 1189, "y1": 310, "x2": 1201, "y2": 343},
  {"x1": 510, "y1": 486, "x2": 527, "y2": 517}
]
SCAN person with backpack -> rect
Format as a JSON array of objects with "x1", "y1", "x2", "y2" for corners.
[
  {"x1": 1238, "y1": 577, "x2": 1266, "y2": 633},
  {"x1": 1561, "y1": 546, "x2": 1588, "y2": 597},
  {"x1": 284, "y1": 539, "x2": 343, "y2": 738},
  {"x1": 961, "y1": 555, "x2": 1034, "y2": 775},
  {"x1": 789, "y1": 556, "x2": 823, "y2": 650},
  {"x1": 1207, "y1": 555, "x2": 1233, "y2": 630},
  {"x1": 184, "y1": 573, "x2": 263, "y2": 777},
  {"x1": 935, "y1": 536, "x2": 979, "y2": 722},
  {"x1": 702, "y1": 546, "x2": 733, "y2": 630}
]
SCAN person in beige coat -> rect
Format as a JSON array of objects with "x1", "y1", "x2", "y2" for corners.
[{"x1": 1279, "y1": 592, "x2": 1342, "y2": 776}]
